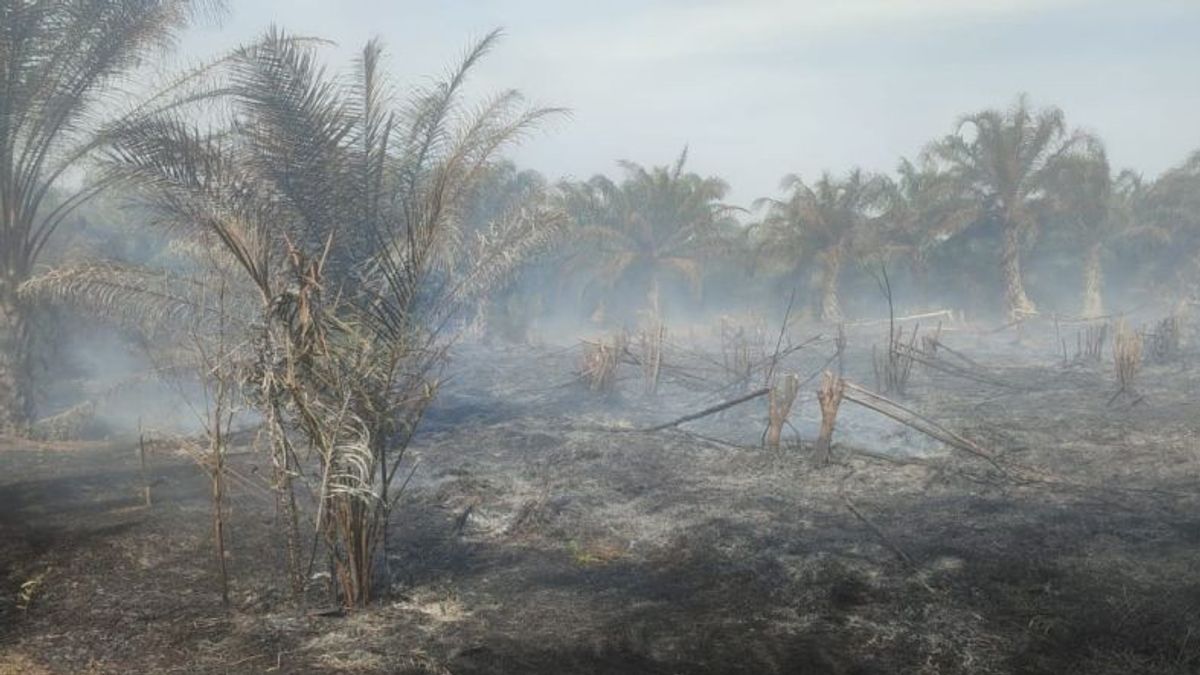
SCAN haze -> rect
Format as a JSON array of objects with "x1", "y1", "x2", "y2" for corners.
[{"x1": 182, "y1": 0, "x2": 1200, "y2": 204}]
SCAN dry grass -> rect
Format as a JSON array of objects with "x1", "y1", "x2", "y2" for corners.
[
  {"x1": 719, "y1": 316, "x2": 766, "y2": 388},
  {"x1": 1113, "y1": 319, "x2": 1143, "y2": 398},
  {"x1": 580, "y1": 333, "x2": 625, "y2": 393},
  {"x1": 0, "y1": 652, "x2": 53, "y2": 675},
  {"x1": 873, "y1": 324, "x2": 919, "y2": 396}
]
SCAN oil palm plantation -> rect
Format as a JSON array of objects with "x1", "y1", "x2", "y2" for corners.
[
  {"x1": 753, "y1": 169, "x2": 890, "y2": 322},
  {"x1": 927, "y1": 95, "x2": 1098, "y2": 320},
  {"x1": 0, "y1": 0, "x2": 218, "y2": 431},
  {"x1": 559, "y1": 149, "x2": 738, "y2": 321}
]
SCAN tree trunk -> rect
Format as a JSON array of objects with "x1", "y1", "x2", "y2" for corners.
[
  {"x1": 0, "y1": 302, "x2": 33, "y2": 435},
  {"x1": 1081, "y1": 242, "x2": 1104, "y2": 319},
  {"x1": 1000, "y1": 223, "x2": 1036, "y2": 320},
  {"x1": 819, "y1": 249, "x2": 843, "y2": 323},
  {"x1": 647, "y1": 274, "x2": 662, "y2": 318}
]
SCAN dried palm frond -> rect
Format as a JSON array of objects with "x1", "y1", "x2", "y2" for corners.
[
  {"x1": 0, "y1": 0, "x2": 227, "y2": 430},
  {"x1": 30, "y1": 402, "x2": 97, "y2": 442},
  {"x1": 17, "y1": 262, "x2": 246, "y2": 334}
]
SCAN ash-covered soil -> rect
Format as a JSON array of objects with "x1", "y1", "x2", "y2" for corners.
[{"x1": 1, "y1": 318, "x2": 1199, "y2": 674}]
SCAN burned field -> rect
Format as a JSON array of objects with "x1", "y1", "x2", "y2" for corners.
[
  {"x1": 1, "y1": 314, "x2": 1197, "y2": 674},
  {"x1": 2, "y1": 2, "x2": 1200, "y2": 673}
]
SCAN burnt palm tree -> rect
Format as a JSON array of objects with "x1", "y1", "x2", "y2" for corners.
[
  {"x1": 0, "y1": 0, "x2": 218, "y2": 431},
  {"x1": 927, "y1": 95, "x2": 1098, "y2": 319},
  {"x1": 559, "y1": 148, "x2": 737, "y2": 320},
  {"x1": 753, "y1": 169, "x2": 890, "y2": 322}
]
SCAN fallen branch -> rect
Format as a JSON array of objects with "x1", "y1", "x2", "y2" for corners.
[
  {"x1": 848, "y1": 309, "x2": 957, "y2": 326},
  {"x1": 764, "y1": 288, "x2": 798, "y2": 386},
  {"x1": 639, "y1": 387, "x2": 771, "y2": 433},
  {"x1": 842, "y1": 381, "x2": 1006, "y2": 473},
  {"x1": 895, "y1": 343, "x2": 1022, "y2": 390},
  {"x1": 837, "y1": 472, "x2": 937, "y2": 595}
]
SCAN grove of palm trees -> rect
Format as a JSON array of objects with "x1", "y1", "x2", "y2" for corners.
[{"x1": 1, "y1": 2, "x2": 1199, "y2": 674}]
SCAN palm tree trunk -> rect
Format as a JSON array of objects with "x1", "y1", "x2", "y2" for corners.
[
  {"x1": 1001, "y1": 223, "x2": 1036, "y2": 319},
  {"x1": 648, "y1": 274, "x2": 662, "y2": 318},
  {"x1": 820, "y1": 250, "x2": 843, "y2": 323},
  {"x1": 1081, "y1": 242, "x2": 1104, "y2": 318},
  {"x1": 0, "y1": 300, "x2": 33, "y2": 435}
]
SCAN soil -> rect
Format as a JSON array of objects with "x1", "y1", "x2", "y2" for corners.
[{"x1": 1, "y1": 316, "x2": 1198, "y2": 674}]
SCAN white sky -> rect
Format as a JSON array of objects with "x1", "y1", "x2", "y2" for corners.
[{"x1": 181, "y1": 0, "x2": 1200, "y2": 206}]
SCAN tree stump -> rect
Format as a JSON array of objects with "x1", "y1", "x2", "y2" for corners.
[{"x1": 814, "y1": 371, "x2": 845, "y2": 465}]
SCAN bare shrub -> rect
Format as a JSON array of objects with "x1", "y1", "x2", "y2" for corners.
[
  {"x1": 719, "y1": 319, "x2": 752, "y2": 388},
  {"x1": 870, "y1": 265, "x2": 917, "y2": 396},
  {"x1": 873, "y1": 324, "x2": 919, "y2": 396},
  {"x1": 1074, "y1": 323, "x2": 1108, "y2": 363},
  {"x1": 719, "y1": 315, "x2": 766, "y2": 389}
]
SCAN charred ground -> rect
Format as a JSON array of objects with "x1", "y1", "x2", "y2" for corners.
[{"x1": 1, "y1": 316, "x2": 1198, "y2": 674}]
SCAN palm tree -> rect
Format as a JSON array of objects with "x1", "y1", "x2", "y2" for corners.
[
  {"x1": 753, "y1": 169, "x2": 890, "y2": 322},
  {"x1": 559, "y1": 148, "x2": 737, "y2": 321},
  {"x1": 0, "y1": 0, "x2": 217, "y2": 431},
  {"x1": 927, "y1": 95, "x2": 1098, "y2": 320},
  {"x1": 882, "y1": 157, "x2": 976, "y2": 303},
  {"x1": 22, "y1": 29, "x2": 563, "y2": 607},
  {"x1": 1043, "y1": 151, "x2": 1165, "y2": 317},
  {"x1": 1138, "y1": 151, "x2": 1200, "y2": 300}
]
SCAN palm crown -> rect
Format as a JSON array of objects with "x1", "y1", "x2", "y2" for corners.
[
  {"x1": 753, "y1": 168, "x2": 889, "y2": 322},
  {"x1": 559, "y1": 148, "x2": 736, "y2": 320}
]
